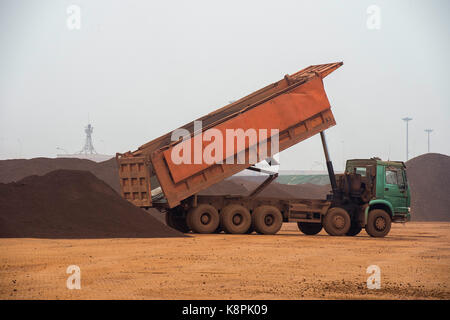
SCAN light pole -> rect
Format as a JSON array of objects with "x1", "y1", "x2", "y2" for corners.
[
  {"x1": 402, "y1": 117, "x2": 412, "y2": 161},
  {"x1": 424, "y1": 129, "x2": 433, "y2": 153}
]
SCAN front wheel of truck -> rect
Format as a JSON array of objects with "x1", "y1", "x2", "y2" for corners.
[
  {"x1": 323, "y1": 207, "x2": 351, "y2": 236},
  {"x1": 365, "y1": 209, "x2": 391, "y2": 238},
  {"x1": 297, "y1": 222, "x2": 323, "y2": 235}
]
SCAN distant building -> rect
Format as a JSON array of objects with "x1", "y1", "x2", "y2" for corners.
[{"x1": 57, "y1": 153, "x2": 113, "y2": 162}]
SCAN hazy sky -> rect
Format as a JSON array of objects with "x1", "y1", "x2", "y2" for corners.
[{"x1": 1, "y1": 0, "x2": 449, "y2": 170}]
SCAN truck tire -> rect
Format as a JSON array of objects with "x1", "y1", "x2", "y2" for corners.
[
  {"x1": 346, "y1": 222, "x2": 362, "y2": 236},
  {"x1": 187, "y1": 204, "x2": 220, "y2": 234},
  {"x1": 252, "y1": 205, "x2": 283, "y2": 235},
  {"x1": 365, "y1": 209, "x2": 391, "y2": 238},
  {"x1": 323, "y1": 207, "x2": 351, "y2": 236},
  {"x1": 165, "y1": 210, "x2": 190, "y2": 233},
  {"x1": 297, "y1": 222, "x2": 323, "y2": 235},
  {"x1": 220, "y1": 204, "x2": 252, "y2": 234}
]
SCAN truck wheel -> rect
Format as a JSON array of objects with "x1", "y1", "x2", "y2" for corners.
[
  {"x1": 165, "y1": 210, "x2": 190, "y2": 233},
  {"x1": 346, "y1": 222, "x2": 362, "y2": 236},
  {"x1": 221, "y1": 204, "x2": 252, "y2": 234},
  {"x1": 323, "y1": 207, "x2": 351, "y2": 236},
  {"x1": 297, "y1": 222, "x2": 323, "y2": 235},
  {"x1": 252, "y1": 205, "x2": 283, "y2": 235},
  {"x1": 365, "y1": 209, "x2": 391, "y2": 238},
  {"x1": 187, "y1": 204, "x2": 220, "y2": 234}
]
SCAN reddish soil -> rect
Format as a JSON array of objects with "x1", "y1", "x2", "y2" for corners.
[
  {"x1": 0, "y1": 170, "x2": 184, "y2": 238},
  {"x1": 406, "y1": 153, "x2": 450, "y2": 221},
  {"x1": 1, "y1": 222, "x2": 449, "y2": 299}
]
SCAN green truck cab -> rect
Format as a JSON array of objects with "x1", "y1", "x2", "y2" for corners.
[{"x1": 337, "y1": 158, "x2": 411, "y2": 237}]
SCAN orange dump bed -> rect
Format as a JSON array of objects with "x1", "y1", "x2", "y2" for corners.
[{"x1": 117, "y1": 62, "x2": 342, "y2": 208}]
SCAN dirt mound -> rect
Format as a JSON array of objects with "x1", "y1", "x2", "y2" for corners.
[
  {"x1": 0, "y1": 158, "x2": 330, "y2": 200},
  {"x1": 259, "y1": 182, "x2": 330, "y2": 199},
  {"x1": 406, "y1": 153, "x2": 450, "y2": 221},
  {"x1": 198, "y1": 179, "x2": 248, "y2": 195},
  {"x1": 222, "y1": 176, "x2": 330, "y2": 199},
  {"x1": 0, "y1": 157, "x2": 120, "y2": 192},
  {"x1": 0, "y1": 170, "x2": 184, "y2": 238}
]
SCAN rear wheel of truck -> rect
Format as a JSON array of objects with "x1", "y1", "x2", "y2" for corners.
[
  {"x1": 323, "y1": 207, "x2": 351, "y2": 236},
  {"x1": 346, "y1": 222, "x2": 362, "y2": 236},
  {"x1": 187, "y1": 204, "x2": 220, "y2": 234},
  {"x1": 297, "y1": 222, "x2": 323, "y2": 235},
  {"x1": 165, "y1": 210, "x2": 190, "y2": 233},
  {"x1": 252, "y1": 205, "x2": 283, "y2": 235},
  {"x1": 365, "y1": 209, "x2": 391, "y2": 238},
  {"x1": 220, "y1": 204, "x2": 252, "y2": 234}
]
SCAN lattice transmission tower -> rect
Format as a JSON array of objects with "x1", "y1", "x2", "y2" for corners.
[{"x1": 79, "y1": 123, "x2": 97, "y2": 154}]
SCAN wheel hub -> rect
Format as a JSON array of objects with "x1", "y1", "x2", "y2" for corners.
[
  {"x1": 333, "y1": 215, "x2": 345, "y2": 229},
  {"x1": 375, "y1": 217, "x2": 386, "y2": 231},
  {"x1": 264, "y1": 214, "x2": 274, "y2": 226},
  {"x1": 232, "y1": 213, "x2": 243, "y2": 225},
  {"x1": 200, "y1": 213, "x2": 211, "y2": 225}
]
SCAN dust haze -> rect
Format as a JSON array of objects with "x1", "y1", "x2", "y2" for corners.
[{"x1": 0, "y1": 0, "x2": 449, "y2": 170}]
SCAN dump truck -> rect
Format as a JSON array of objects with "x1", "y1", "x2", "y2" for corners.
[{"x1": 116, "y1": 62, "x2": 411, "y2": 237}]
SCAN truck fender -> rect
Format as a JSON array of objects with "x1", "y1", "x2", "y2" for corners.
[{"x1": 364, "y1": 200, "x2": 394, "y2": 225}]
